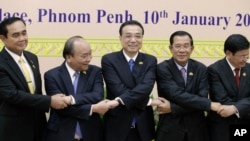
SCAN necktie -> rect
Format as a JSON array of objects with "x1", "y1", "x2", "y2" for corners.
[
  {"x1": 129, "y1": 59, "x2": 134, "y2": 72},
  {"x1": 180, "y1": 68, "x2": 187, "y2": 84},
  {"x1": 128, "y1": 59, "x2": 136, "y2": 127},
  {"x1": 19, "y1": 58, "x2": 34, "y2": 94},
  {"x1": 73, "y1": 72, "x2": 82, "y2": 138},
  {"x1": 234, "y1": 68, "x2": 240, "y2": 88}
]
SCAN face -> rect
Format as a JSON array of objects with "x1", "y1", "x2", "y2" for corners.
[
  {"x1": 119, "y1": 25, "x2": 143, "y2": 58},
  {"x1": 0, "y1": 21, "x2": 28, "y2": 56},
  {"x1": 170, "y1": 35, "x2": 194, "y2": 66},
  {"x1": 66, "y1": 39, "x2": 92, "y2": 72},
  {"x1": 226, "y1": 49, "x2": 249, "y2": 68}
]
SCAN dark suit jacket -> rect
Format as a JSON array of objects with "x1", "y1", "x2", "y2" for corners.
[
  {"x1": 207, "y1": 58, "x2": 250, "y2": 141},
  {"x1": 0, "y1": 48, "x2": 51, "y2": 141},
  {"x1": 156, "y1": 58, "x2": 210, "y2": 141},
  {"x1": 43, "y1": 62, "x2": 104, "y2": 141},
  {"x1": 101, "y1": 51, "x2": 157, "y2": 141}
]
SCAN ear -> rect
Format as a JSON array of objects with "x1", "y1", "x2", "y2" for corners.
[
  {"x1": 65, "y1": 54, "x2": 71, "y2": 60},
  {"x1": 0, "y1": 35, "x2": 5, "y2": 41},
  {"x1": 191, "y1": 45, "x2": 194, "y2": 51},
  {"x1": 225, "y1": 50, "x2": 231, "y2": 56}
]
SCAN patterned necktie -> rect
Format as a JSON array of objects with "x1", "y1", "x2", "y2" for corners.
[
  {"x1": 180, "y1": 67, "x2": 187, "y2": 84},
  {"x1": 234, "y1": 68, "x2": 240, "y2": 88},
  {"x1": 129, "y1": 59, "x2": 136, "y2": 127},
  {"x1": 19, "y1": 58, "x2": 34, "y2": 94},
  {"x1": 73, "y1": 72, "x2": 82, "y2": 138}
]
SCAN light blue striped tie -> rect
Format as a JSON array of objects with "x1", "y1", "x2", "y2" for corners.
[{"x1": 73, "y1": 72, "x2": 82, "y2": 138}]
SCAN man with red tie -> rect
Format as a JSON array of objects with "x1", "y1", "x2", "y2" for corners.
[{"x1": 207, "y1": 34, "x2": 250, "y2": 141}]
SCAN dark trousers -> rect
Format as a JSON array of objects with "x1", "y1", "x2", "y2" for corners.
[{"x1": 126, "y1": 126, "x2": 141, "y2": 141}]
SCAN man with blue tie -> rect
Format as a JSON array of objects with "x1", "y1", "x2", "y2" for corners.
[
  {"x1": 101, "y1": 20, "x2": 162, "y2": 141},
  {"x1": 155, "y1": 31, "x2": 221, "y2": 141},
  {"x1": 43, "y1": 36, "x2": 110, "y2": 141}
]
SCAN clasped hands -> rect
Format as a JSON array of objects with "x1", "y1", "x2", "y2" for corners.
[
  {"x1": 151, "y1": 97, "x2": 238, "y2": 118},
  {"x1": 50, "y1": 94, "x2": 72, "y2": 110},
  {"x1": 210, "y1": 102, "x2": 238, "y2": 118},
  {"x1": 51, "y1": 94, "x2": 237, "y2": 118},
  {"x1": 50, "y1": 94, "x2": 121, "y2": 115},
  {"x1": 150, "y1": 97, "x2": 172, "y2": 115}
]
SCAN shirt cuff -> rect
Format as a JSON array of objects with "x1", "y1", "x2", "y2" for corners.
[
  {"x1": 115, "y1": 97, "x2": 124, "y2": 105},
  {"x1": 233, "y1": 105, "x2": 240, "y2": 118},
  {"x1": 147, "y1": 98, "x2": 152, "y2": 106},
  {"x1": 89, "y1": 105, "x2": 93, "y2": 116},
  {"x1": 70, "y1": 95, "x2": 76, "y2": 105}
]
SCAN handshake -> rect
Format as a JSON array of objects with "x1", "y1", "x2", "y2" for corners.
[
  {"x1": 150, "y1": 97, "x2": 238, "y2": 118},
  {"x1": 150, "y1": 97, "x2": 172, "y2": 114},
  {"x1": 50, "y1": 94, "x2": 124, "y2": 115},
  {"x1": 50, "y1": 94, "x2": 237, "y2": 118}
]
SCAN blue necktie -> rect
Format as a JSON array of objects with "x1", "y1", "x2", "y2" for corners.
[
  {"x1": 73, "y1": 72, "x2": 82, "y2": 138},
  {"x1": 129, "y1": 59, "x2": 136, "y2": 127},
  {"x1": 129, "y1": 59, "x2": 134, "y2": 72}
]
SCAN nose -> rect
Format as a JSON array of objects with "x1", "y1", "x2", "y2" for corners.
[{"x1": 130, "y1": 37, "x2": 137, "y2": 42}]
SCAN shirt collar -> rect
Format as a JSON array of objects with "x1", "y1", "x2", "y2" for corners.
[
  {"x1": 175, "y1": 61, "x2": 188, "y2": 70},
  {"x1": 65, "y1": 62, "x2": 77, "y2": 80},
  {"x1": 5, "y1": 47, "x2": 26, "y2": 63},
  {"x1": 122, "y1": 50, "x2": 138, "y2": 62},
  {"x1": 226, "y1": 57, "x2": 240, "y2": 72}
]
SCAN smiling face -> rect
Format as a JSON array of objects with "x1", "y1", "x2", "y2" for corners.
[
  {"x1": 119, "y1": 25, "x2": 143, "y2": 58},
  {"x1": 66, "y1": 39, "x2": 92, "y2": 72},
  {"x1": 170, "y1": 35, "x2": 194, "y2": 67},
  {"x1": 0, "y1": 20, "x2": 28, "y2": 56}
]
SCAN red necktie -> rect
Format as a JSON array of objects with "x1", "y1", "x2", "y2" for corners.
[{"x1": 234, "y1": 68, "x2": 240, "y2": 88}]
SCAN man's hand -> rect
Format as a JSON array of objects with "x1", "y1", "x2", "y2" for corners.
[
  {"x1": 210, "y1": 102, "x2": 221, "y2": 112},
  {"x1": 50, "y1": 94, "x2": 68, "y2": 109},
  {"x1": 92, "y1": 100, "x2": 110, "y2": 115},
  {"x1": 106, "y1": 100, "x2": 119, "y2": 109},
  {"x1": 157, "y1": 97, "x2": 171, "y2": 114},
  {"x1": 217, "y1": 105, "x2": 237, "y2": 117},
  {"x1": 63, "y1": 96, "x2": 72, "y2": 105},
  {"x1": 151, "y1": 98, "x2": 164, "y2": 107}
]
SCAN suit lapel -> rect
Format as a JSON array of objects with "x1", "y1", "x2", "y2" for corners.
[
  {"x1": 238, "y1": 67, "x2": 247, "y2": 97},
  {"x1": 23, "y1": 52, "x2": 39, "y2": 90},
  {"x1": 133, "y1": 53, "x2": 145, "y2": 78},
  {"x1": 222, "y1": 59, "x2": 238, "y2": 93},
  {"x1": 116, "y1": 51, "x2": 135, "y2": 88},
  {"x1": 77, "y1": 71, "x2": 88, "y2": 94},
  {"x1": 169, "y1": 58, "x2": 185, "y2": 86},
  {"x1": 2, "y1": 49, "x2": 28, "y2": 91},
  {"x1": 186, "y1": 60, "x2": 194, "y2": 86},
  {"x1": 60, "y1": 63, "x2": 74, "y2": 95}
]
